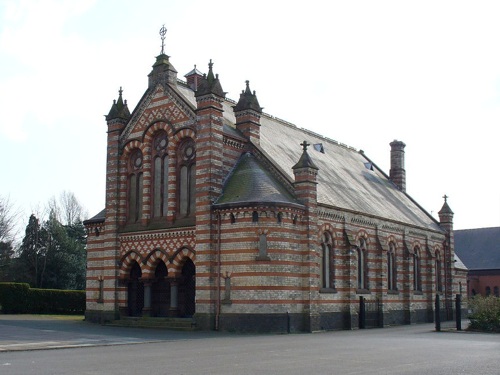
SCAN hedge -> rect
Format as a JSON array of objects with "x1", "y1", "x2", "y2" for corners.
[
  {"x1": 0, "y1": 282, "x2": 85, "y2": 315},
  {"x1": 468, "y1": 295, "x2": 500, "y2": 332}
]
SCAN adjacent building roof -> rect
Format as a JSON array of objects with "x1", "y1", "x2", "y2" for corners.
[{"x1": 454, "y1": 227, "x2": 500, "y2": 270}]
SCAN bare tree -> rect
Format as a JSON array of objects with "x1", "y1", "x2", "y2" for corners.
[
  {"x1": 46, "y1": 191, "x2": 87, "y2": 226},
  {"x1": 59, "y1": 191, "x2": 86, "y2": 225},
  {"x1": 0, "y1": 195, "x2": 19, "y2": 243}
]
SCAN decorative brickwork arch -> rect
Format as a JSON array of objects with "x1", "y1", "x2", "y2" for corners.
[
  {"x1": 142, "y1": 121, "x2": 175, "y2": 145},
  {"x1": 122, "y1": 140, "x2": 146, "y2": 160},
  {"x1": 171, "y1": 127, "x2": 196, "y2": 147},
  {"x1": 119, "y1": 250, "x2": 144, "y2": 280},
  {"x1": 169, "y1": 247, "x2": 196, "y2": 276},
  {"x1": 143, "y1": 248, "x2": 170, "y2": 278}
]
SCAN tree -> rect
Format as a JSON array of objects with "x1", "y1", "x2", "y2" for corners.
[
  {"x1": 16, "y1": 211, "x2": 87, "y2": 290},
  {"x1": 18, "y1": 214, "x2": 47, "y2": 287},
  {"x1": 0, "y1": 196, "x2": 19, "y2": 244}
]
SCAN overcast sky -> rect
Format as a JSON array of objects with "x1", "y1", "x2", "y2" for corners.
[{"x1": 1, "y1": 0, "x2": 499, "y2": 235}]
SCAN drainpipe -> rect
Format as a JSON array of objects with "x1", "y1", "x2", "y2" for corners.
[{"x1": 215, "y1": 212, "x2": 222, "y2": 330}]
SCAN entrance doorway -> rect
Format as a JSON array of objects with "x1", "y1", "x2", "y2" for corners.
[
  {"x1": 127, "y1": 261, "x2": 144, "y2": 317},
  {"x1": 151, "y1": 262, "x2": 170, "y2": 317},
  {"x1": 178, "y1": 258, "x2": 196, "y2": 317}
]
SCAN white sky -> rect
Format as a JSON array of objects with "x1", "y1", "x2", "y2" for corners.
[{"x1": 1, "y1": 0, "x2": 499, "y2": 235}]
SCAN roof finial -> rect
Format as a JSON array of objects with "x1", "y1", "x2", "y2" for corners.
[
  {"x1": 443, "y1": 194, "x2": 448, "y2": 203},
  {"x1": 300, "y1": 140, "x2": 310, "y2": 151},
  {"x1": 118, "y1": 86, "x2": 123, "y2": 97},
  {"x1": 159, "y1": 25, "x2": 167, "y2": 54}
]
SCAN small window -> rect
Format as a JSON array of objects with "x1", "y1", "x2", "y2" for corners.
[
  {"x1": 486, "y1": 286, "x2": 491, "y2": 296},
  {"x1": 292, "y1": 215, "x2": 298, "y2": 225},
  {"x1": 230, "y1": 213, "x2": 236, "y2": 224},
  {"x1": 277, "y1": 212, "x2": 283, "y2": 224},
  {"x1": 252, "y1": 211, "x2": 259, "y2": 223},
  {"x1": 494, "y1": 286, "x2": 499, "y2": 297}
]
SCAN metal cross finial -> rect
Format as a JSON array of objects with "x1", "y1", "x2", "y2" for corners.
[
  {"x1": 300, "y1": 140, "x2": 310, "y2": 151},
  {"x1": 118, "y1": 86, "x2": 123, "y2": 97},
  {"x1": 159, "y1": 25, "x2": 167, "y2": 54},
  {"x1": 443, "y1": 194, "x2": 448, "y2": 202}
]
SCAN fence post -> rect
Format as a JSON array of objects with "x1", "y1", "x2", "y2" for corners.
[
  {"x1": 435, "y1": 294, "x2": 441, "y2": 332},
  {"x1": 455, "y1": 294, "x2": 462, "y2": 331},
  {"x1": 359, "y1": 296, "x2": 366, "y2": 329}
]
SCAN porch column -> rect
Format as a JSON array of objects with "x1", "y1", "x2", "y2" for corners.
[
  {"x1": 142, "y1": 280, "x2": 152, "y2": 317},
  {"x1": 169, "y1": 279, "x2": 179, "y2": 316}
]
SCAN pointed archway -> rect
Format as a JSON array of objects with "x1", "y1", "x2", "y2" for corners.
[
  {"x1": 151, "y1": 261, "x2": 170, "y2": 317},
  {"x1": 127, "y1": 261, "x2": 144, "y2": 317},
  {"x1": 178, "y1": 258, "x2": 196, "y2": 317}
]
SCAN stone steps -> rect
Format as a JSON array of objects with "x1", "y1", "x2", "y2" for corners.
[{"x1": 106, "y1": 317, "x2": 197, "y2": 331}]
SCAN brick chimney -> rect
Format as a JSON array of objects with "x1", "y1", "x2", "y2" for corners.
[{"x1": 389, "y1": 140, "x2": 406, "y2": 192}]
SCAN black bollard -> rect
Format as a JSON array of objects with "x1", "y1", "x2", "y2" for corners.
[{"x1": 435, "y1": 294, "x2": 441, "y2": 332}]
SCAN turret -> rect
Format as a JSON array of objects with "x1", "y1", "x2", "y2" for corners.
[{"x1": 233, "y1": 80, "x2": 263, "y2": 144}]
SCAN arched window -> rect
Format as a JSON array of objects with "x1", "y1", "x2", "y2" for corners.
[
  {"x1": 230, "y1": 213, "x2": 236, "y2": 224},
  {"x1": 413, "y1": 247, "x2": 422, "y2": 291},
  {"x1": 494, "y1": 286, "x2": 499, "y2": 297},
  {"x1": 435, "y1": 252, "x2": 443, "y2": 292},
  {"x1": 320, "y1": 232, "x2": 334, "y2": 289},
  {"x1": 178, "y1": 139, "x2": 196, "y2": 218},
  {"x1": 252, "y1": 211, "x2": 259, "y2": 223},
  {"x1": 485, "y1": 286, "x2": 491, "y2": 296},
  {"x1": 357, "y1": 238, "x2": 368, "y2": 290},
  {"x1": 128, "y1": 149, "x2": 143, "y2": 223},
  {"x1": 152, "y1": 131, "x2": 168, "y2": 218},
  {"x1": 387, "y1": 242, "x2": 397, "y2": 291},
  {"x1": 277, "y1": 212, "x2": 283, "y2": 224}
]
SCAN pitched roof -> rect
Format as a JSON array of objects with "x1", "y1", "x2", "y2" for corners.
[
  {"x1": 454, "y1": 227, "x2": 500, "y2": 270},
  {"x1": 175, "y1": 81, "x2": 442, "y2": 232}
]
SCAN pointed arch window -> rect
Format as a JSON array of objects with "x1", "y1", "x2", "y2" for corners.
[
  {"x1": 413, "y1": 247, "x2": 422, "y2": 291},
  {"x1": 387, "y1": 242, "x2": 397, "y2": 291},
  {"x1": 128, "y1": 149, "x2": 143, "y2": 223},
  {"x1": 178, "y1": 139, "x2": 196, "y2": 218},
  {"x1": 320, "y1": 232, "x2": 335, "y2": 290},
  {"x1": 357, "y1": 238, "x2": 368, "y2": 290},
  {"x1": 152, "y1": 131, "x2": 169, "y2": 218}
]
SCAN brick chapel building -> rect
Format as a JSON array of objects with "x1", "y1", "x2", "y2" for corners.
[{"x1": 83, "y1": 36, "x2": 465, "y2": 332}]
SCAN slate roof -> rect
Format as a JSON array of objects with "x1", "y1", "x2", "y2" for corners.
[
  {"x1": 175, "y1": 81, "x2": 442, "y2": 233},
  {"x1": 215, "y1": 152, "x2": 301, "y2": 208},
  {"x1": 454, "y1": 227, "x2": 500, "y2": 270}
]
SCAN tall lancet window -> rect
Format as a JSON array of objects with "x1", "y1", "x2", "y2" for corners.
[
  {"x1": 128, "y1": 149, "x2": 143, "y2": 223},
  {"x1": 320, "y1": 232, "x2": 334, "y2": 289},
  {"x1": 152, "y1": 131, "x2": 169, "y2": 218},
  {"x1": 178, "y1": 138, "x2": 196, "y2": 217},
  {"x1": 357, "y1": 238, "x2": 368, "y2": 290},
  {"x1": 387, "y1": 242, "x2": 397, "y2": 291}
]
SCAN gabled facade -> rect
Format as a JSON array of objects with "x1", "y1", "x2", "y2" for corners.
[{"x1": 84, "y1": 39, "x2": 462, "y2": 332}]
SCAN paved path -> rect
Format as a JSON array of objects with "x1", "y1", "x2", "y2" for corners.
[{"x1": 0, "y1": 315, "x2": 499, "y2": 375}]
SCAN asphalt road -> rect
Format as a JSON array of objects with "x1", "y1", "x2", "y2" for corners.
[{"x1": 0, "y1": 315, "x2": 499, "y2": 375}]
